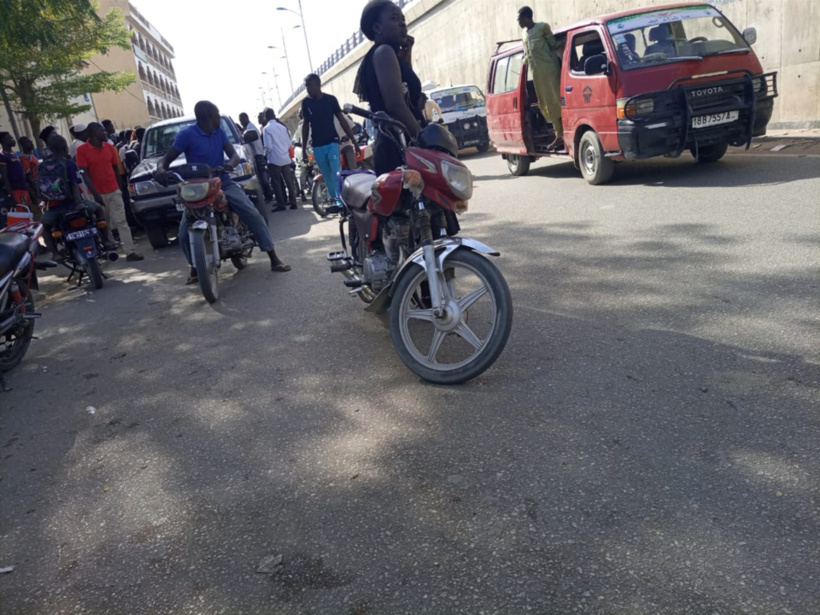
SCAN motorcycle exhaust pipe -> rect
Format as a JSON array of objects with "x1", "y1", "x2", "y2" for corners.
[{"x1": 106, "y1": 251, "x2": 119, "y2": 262}]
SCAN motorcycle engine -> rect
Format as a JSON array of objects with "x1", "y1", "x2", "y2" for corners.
[{"x1": 363, "y1": 251, "x2": 391, "y2": 292}]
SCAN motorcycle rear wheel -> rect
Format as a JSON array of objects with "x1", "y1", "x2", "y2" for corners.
[
  {"x1": 191, "y1": 229, "x2": 220, "y2": 303},
  {"x1": 0, "y1": 295, "x2": 35, "y2": 373},
  {"x1": 389, "y1": 249, "x2": 513, "y2": 385},
  {"x1": 85, "y1": 254, "x2": 104, "y2": 290}
]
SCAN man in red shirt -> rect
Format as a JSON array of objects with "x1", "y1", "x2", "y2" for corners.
[{"x1": 77, "y1": 123, "x2": 143, "y2": 261}]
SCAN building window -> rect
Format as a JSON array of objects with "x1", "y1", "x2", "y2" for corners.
[
  {"x1": 138, "y1": 63, "x2": 146, "y2": 82},
  {"x1": 147, "y1": 98, "x2": 155, "y2": 116}
]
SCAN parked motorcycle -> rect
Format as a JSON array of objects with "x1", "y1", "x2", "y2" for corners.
[
  {"x1": 51, "y1": 204, "x2": 118, "y2": 290},
  {"x1": 293, "y1": 141, "x2": 316, "y2": 204},
  {"x1": 0, "y1": 219, "x2": 55, "y2": 383},
  {"x1": 312, "y1": 140, "x2": 374, "y2": 218},
  {"x1": 327, "y1": 104, "x2": 513, "y2": 384},
  {"x1": 168, "y1": 164, "x2": 256, "y2": 304}
]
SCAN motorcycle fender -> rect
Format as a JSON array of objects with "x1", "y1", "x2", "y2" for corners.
[{"x1": 388, "y1": 237, "x2": 500, "y2": 297}]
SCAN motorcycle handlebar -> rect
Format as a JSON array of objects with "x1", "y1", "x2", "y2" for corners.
[
  {"x1": 344, "y1": 103, "x2": 372, "y2": 119},
  {"x1": 344, "y1": 103, "x2": 407, "y2": 133}
]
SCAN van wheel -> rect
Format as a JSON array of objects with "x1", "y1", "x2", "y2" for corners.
[
  {"x1": 146, "y1": 225, "x2": 169, "y2": 249},
  {"x1": 578, "y1": 131, "x2": 615, "y2": 185},
  {"x1": 507, "y1": 155, "x2": 530, "y2": 176},
  {"x1": 477, "y1": 142, "x2": 490, "y2": 153},
  {"x1": 692, "y1": 142, "x2": 728, "y2": 164}
]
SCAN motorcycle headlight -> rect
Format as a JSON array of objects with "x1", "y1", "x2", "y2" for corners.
[
  {"x1": 132, "y1": 181, "x2": 157, "y2": 197},
  {"x1": 441, "y1": 160, "x2": 473, "y2": 201},
  {"x1": 179, "y1": 182, "x2": 210, "y2": 202}
]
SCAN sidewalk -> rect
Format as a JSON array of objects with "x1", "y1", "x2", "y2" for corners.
[{"x1": 733, "y1": 127, "x2": 820, "y2": 156}]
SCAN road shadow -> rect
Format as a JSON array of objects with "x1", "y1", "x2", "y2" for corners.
[{"x1": 0, "y1": 208, "x2": 817, "y2": 613}]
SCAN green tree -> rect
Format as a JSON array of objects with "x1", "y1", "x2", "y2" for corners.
[{"x1": 0, "y1": 0, "x2": 135, "y2": 143}]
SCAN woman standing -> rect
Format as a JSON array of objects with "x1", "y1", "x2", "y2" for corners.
[{"x1": 353, "y1": 0, "x2": 425, "y2": 175}]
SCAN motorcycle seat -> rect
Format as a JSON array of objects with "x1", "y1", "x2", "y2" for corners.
[
  {"x1": 0, "y1": 233, "x2": 29, "y2": 277},
  {"x1": 341, "y1": 173, "x2": 375, "y2": 210}
]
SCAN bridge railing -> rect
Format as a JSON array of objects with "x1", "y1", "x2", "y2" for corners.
[{"x1": 279, "y1": 0, "x2": 413, "y2": 112}]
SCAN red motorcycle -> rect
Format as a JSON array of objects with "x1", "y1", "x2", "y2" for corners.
[
  {"x1": 0, "y1": 219, "x2": 55, "y2": 388},
  {"x1": 328, "y1": 104, "x2": 513, "y2": 384}
]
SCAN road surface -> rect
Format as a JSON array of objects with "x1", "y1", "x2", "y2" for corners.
[{"x1": 1, "y1": 150, "x2": 818, "y2": 614}]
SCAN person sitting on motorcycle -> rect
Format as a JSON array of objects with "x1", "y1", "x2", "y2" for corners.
[
  {"x1": 37, "y1": 134, "x2": 113, "y2": 259},
  {"x1": 154, "y1": 100, "x2": 291, "y2": 283}
]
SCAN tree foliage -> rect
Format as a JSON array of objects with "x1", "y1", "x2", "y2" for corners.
[{"x1": 0, "y1": 0, "x2": 135, "y2": 136}]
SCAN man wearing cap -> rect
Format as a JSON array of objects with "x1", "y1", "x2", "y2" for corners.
[
  {"x1": 68, "y1": 124, "x2": 88, "y2": 159},
  {"x1": 518, "y1": 6, "x2": 565, "y2": 151}
]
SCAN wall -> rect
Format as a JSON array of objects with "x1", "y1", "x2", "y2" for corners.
[{"x1": 281, "y1": 0, "x2": 819, "y2": 129}]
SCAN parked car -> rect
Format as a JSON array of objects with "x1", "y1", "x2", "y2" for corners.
[
  {"x1": 429, "y1": 84, "x2": 491, "y2": 153},
  {"x1": 485, "y1": 2, "x2": 778, "y2": 184},
  {"x1": 128, "y1": 115, "x2": 266, "y2": 249}
]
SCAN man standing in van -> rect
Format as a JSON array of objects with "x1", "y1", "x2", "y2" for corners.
[{"x1": 518, "y1": 6, "x2": 564, "y2": 151}]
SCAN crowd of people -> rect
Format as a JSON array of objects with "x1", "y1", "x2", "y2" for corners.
[{"x1": 1, "y1": 120, "x2": 144, "y2": 261}]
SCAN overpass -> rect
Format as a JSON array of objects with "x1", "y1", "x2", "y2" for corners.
[{"x1": 279, "y1": 0, "x2": 819, "y2": 130}]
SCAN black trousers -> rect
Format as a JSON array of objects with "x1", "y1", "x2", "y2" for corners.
[{"x1": 268, "y1": 163, "x2": 298, "y2": 207}]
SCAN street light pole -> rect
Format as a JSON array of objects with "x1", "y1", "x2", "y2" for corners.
[
  {"x1": 276, "y1": 3, "x2": 313, "y2": 73},
  {"x1": 281, "y1": 27, "x2": 294, "y2": 93},
  {"x1": 297, "y1": 0, "x2": 313, "y2": 72}
]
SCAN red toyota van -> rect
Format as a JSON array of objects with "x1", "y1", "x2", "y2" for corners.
[{"x1": 485, "y1": 3, "x2": 778, "y2": 184}]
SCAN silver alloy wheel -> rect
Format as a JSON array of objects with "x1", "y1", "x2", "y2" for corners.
[
  {"x1": 397, "y1": 260, "x2": 497, "y2": 372},
  {"x1": 582, "y1": 141, "x2": 596, "y2": 176}
]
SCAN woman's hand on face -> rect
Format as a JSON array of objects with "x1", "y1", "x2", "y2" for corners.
[{"x1": 399, "y1": 35, "x2": 414, "y2": 62}]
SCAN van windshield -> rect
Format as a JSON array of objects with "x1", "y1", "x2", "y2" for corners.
[
  {"x1": 143, "y1": 117, "x2": 239, "y2": 159},
  {"x1": 606, "y1": 5, "x2": 750, "y2": 70},
  {"x1": 432, "y1": 86, "x2": 486, "y2": 113}
]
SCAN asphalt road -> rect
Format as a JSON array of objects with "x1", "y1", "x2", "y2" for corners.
[{"x1": 1, "y1": 150, "x2": 818, "y2": 614}]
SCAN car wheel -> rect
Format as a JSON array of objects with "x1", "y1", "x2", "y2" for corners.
[
  {"x1": 507, "y1": 155, "x2": 530, "y2": 176},
  {"x1": 146, "y1": 225, "x2": 169, "y2": 249},
  {"x1": 578, "y1": 131, "x2": 615, "y2": 185},
  {"x1": 692, "y1": 142, "x2": 728, "y2": 164}
]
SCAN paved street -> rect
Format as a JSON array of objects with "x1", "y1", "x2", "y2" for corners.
[{"x1": 1, "y1": 151, "x2": 818, "y2": 614}]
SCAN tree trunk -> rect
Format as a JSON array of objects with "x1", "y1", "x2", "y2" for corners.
[{"x1": 28, "y1": 114, "x2": 43, "y2": 151}]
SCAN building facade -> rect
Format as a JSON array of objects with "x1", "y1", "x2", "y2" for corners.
[{"x1": 90, "y1": 0, "x2": 183, "y2": 131}]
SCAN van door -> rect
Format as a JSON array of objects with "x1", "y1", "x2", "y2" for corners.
[
  {"x1": 485, "y1": 51, "x2": 526, "y2": 154},
  {"x1": 561, "y1": 27, "x2": 619, "y2": 153}
]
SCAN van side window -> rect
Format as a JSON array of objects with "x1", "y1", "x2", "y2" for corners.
[
  {"x1": 570, "y1": 31, "x2": 606, "y2": 73},
  {"x1": 492, "y1": 56, "x2": 510, "y2": 95},
  {"x1": 505, "y1": 52, "x2": 524, "y2": 92}
]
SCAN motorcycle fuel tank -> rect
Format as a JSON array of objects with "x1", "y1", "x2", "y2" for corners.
[{"x1": 368, "y1": 170, "x2": 403, "y2": 217}]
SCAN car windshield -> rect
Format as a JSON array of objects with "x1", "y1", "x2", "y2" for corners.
[
  {"x1": 432, "y1": 86, "x2": 486, "y2": 113},
  {"x1": 143, "y1": 117, "x2": 239, "y2": 159},
  {"x1": 607, "y1": 5, "x2": 749, "y2": 70}
]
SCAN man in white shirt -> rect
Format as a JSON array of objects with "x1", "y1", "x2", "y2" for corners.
[
  {"x1": 239, "y1": 112, "x2": 274, "y2": 204},
  {"x1": 263, "y1": 108, "x2": 298, "y2": 211}
]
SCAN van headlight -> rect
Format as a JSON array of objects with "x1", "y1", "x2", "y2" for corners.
[
  {"x1": 441, "y1": 160, "x2": 473, "y2": 200},
  {"x1": 231, "y1": 162, "x2": 254, "y2": 178},
  {"x1": 132, "y1": 181, "x2": 157, "y2": 197}
]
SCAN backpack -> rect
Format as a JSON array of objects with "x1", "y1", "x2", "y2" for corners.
[{"x1": 37, "y1": 158, "x2": 71, "y2": 202}]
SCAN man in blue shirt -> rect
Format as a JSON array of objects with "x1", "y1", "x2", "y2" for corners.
[{"x1": 155, "y1": 101, "x2": 290, "y2": 283}]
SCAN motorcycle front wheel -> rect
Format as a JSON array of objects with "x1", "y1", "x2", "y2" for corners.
[
  {"x1": 389, "y1": 249, "x2": 513, "y2": 385},
  {"x1": 0, "y1": 294, "x2": 35, "y2": 373},
  {"x1": 191, "y1": 229, "x2": 220, "y2": 303},
  {"x1": 312, "y1": 179, "x2": 329, "y2": 217}
]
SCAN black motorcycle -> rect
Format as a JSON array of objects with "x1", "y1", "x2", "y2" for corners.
[{"x1": 52, "y1": 205, "x2": 118, "y2": 290}]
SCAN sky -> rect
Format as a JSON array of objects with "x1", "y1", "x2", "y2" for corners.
[{"x1": 130, "y1": 0, "x2": 374, "y2": 121}]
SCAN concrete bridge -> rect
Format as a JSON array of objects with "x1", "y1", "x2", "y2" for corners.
[{"x1": 280, "y1": 0, "x2": 819, "y2": 130}]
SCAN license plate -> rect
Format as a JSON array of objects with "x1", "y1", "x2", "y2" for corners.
[
  {"x1": 463, "y1": 140, "x2": 479, "y2": 146},
  {"x1": 175, "y1": 201, "x2": 186, "y2": 212},
  {"x1": 692, "y1": 110, "x2": 739, "y2": 129},
  {"x1": 65, "y1": 229, "x2": 93, "y2": 241}
]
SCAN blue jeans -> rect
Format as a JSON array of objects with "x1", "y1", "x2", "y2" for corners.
[
  {"x1": 179, "y1": 182, "x2": 273, "y2": 265},
  {"x1": 312, "y1": 142, "x2": 341, "y2": 200}
]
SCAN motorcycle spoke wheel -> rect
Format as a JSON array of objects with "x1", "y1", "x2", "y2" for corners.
[
  {"x1": 0, "y1": 297, "x2": 35, "y2": 373},
  {"x1": 391, "y1": 250, "x2": 513, "y2": 384}
]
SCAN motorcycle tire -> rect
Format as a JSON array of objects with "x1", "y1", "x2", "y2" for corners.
[
  {"x1": 191, "y1": 229, "x2": 220, "y2": 304},
  {"x1": 389, "y1": 249, "x2": 513, "y2": 385},
  {"x1": 86, "y1": 257, "x2": 104, "y2": 290},
  {"x1": 312, "y1": 179, "x2": 328, "y2": 218},
  {"x1": 231, "y1": 256, "x2": 248, "y2": 270},
  {"x1": 76, "y1": 249, "x2": 104, "y2": 290},
  {"x1": 0, "y1": 294, "x2": 35, "y2": 373}
]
